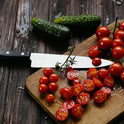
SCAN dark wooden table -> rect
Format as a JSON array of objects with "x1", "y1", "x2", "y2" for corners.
[{"x1": 0, "y1": 0, "x2": 124, "y2": 124}]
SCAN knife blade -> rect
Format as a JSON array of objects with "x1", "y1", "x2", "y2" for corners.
[{"x1": 0, "y1": 50, "x2": 113, "y2": 69}]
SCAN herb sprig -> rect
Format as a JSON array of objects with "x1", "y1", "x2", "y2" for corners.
[{"x1": 55, "y1": 46, "x2": 76, "y2": 74}]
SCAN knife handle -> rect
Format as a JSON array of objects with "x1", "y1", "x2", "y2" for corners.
[{"x1": 0, "y1": 50, "x2": 30, "y2": 61}]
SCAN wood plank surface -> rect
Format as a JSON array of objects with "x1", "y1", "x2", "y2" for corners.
[
  {"x1": 0, "y1": 0, "x2": 124, "y2": 124},
  {"x1": 25, "y1": 21, "x2": 124, "y2": 124}
]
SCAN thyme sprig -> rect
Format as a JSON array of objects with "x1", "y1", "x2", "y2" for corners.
[{"x1": 55, "y1": 46, "x2": 76, "y2": 74}]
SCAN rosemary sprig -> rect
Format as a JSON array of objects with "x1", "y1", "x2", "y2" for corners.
[{"x1": 55, "y1": 46, "x2": 76, "y2": 74}]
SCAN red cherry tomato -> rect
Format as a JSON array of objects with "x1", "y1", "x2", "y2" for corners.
[
  {"x1": 114, "y1": 30, "x2": 124, "y2": 41},
  {"x1": 87, "y1": 68, "x2": 97, "y2": 79},
  {"x1": 109, "y1": 63, "x2": 123, "y2": 76},
  {"x1": 60, "y1": 87, "x2": 72, "y2": 100},
  {"x1": 82, "y1": 79, "x2": 95, "y2": 92},
  {"x1": 112, "y1": 38, "x2": 123, "y2": 47},
  {"x1": 71, "y1": 84, "x2": 83, "y2": 96},
  {"x1": 94, "y1": 90, "x2": 107, "y2": 103},
  {"x1": 62, "y1": 100, "x2": 75, "y2": 110},
  {"x1": 101, "y1": 86, "x2": 112, "y2": 95},
  {"x1": 66, "y1": 66, "x2": 74, "y2": 73},
  {"x1": 97, "y1": 68, "x2": 109, "y2": 79},
  {"x1": 43, "y1": 67, "x2": 53, "y2": 77},
  {"x1": 73, "y1": 79, "x2": 81, "y2": 85},
  {"x1": 49, "y1": 74, "x2": 59, "y2": 82},
  {"x1": 67, "y1": 70, "x2": 79, "y2": 81},
  {"x1": 120, "y1": 72, "x2": 124, "y2": 81},
  {"x1": 56, "y1": 108, "x2": 68, "y2": 121},
  {"x1": 89, "y1": 45, "x2": 99, "y2": 51},
  {"x1": 93, "y1": 77, "x2": 104, "y2": 88},
  {"x1": 71, "y1": 104, "x2": 84, "y2": 118},
  {"x1": 98, "y1": 37, "x2": 112, "y2": 50},
  {"x1": 92, "y1": 57, "x2": 101, "y2": 66},
  {"x1": 104, "y1": 76, "x2": 114, "y2": 87},
  {"x1": 76, "y1": 92, "x2": 90, "y2": 105},
  {"x1": 119, "y1": 22, "x2": 124, "y2": 30},
  {"x1": 48, "y1": 82, "x2": 58, "y2": 92},
  {"x1": 112, "y1": 46, "x2": 124, "y2": 59},
  {"x1": 39, "y1": 76, "x2": 49, "y2": 85},
  {"x1": 88, "y1": 49, "x2": 99, "y2": 58},
  {"x1": 38, "y1": 84, "x2": 48, "y2": 94},
  {"x1": 96, "y1": 26, "x2": 110, "y2": 39},
  {"x1": 46, "y1": 94, "x2": 55, "y2": 103}
]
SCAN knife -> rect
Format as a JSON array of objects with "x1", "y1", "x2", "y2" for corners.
[{"x1": 0, "y1": 50, "x2": 113, "y2": 69}]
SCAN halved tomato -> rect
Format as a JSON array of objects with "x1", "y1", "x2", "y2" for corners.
[
  {"x1": 67, "y1": 70, "x2": 79, "y2": 81},
  {"x1": 71, "y1": 84, "x2": 83, "y2": 96},
  {"x1": 101, "y1": 86, "x2": 112, "y2": 95},
  {"x1": 94, "y1": 90, "x2": 107, "y2": 103},
  {"x1": 71, "y1": 104, "x2": 84, "y2": 118},
  {"x1": 104, "y1": 76, "x2": 114, "y2": 87},
  {"x1": 56, "y1": 108, "x2": 68, "y2": 121},
  {"x1": 93, "y1": 77, "x2": 104, "y2": 88},
  {"x1": 82, "y1": 79, "x2": 95, "y2": 92},
  {"x1": 87, "y1": 68, "x2": 97, "y2": 79},
  {"x1": 62, "y1": 100, "x2": 75, "y2": 110},
  {"x1": 76, "y1": 92, "x2": 90, "y2": 105}
]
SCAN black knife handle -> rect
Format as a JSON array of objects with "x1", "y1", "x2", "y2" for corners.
[{"x1": 0, "y1": 50, "x2": 30, "y2": 61}]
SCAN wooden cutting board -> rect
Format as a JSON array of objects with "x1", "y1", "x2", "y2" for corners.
[{"x1": 25, "y1": 20, "x2": 124, "y2": 124}]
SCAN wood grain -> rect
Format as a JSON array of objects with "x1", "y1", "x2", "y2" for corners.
[{"x1": 25, "y1": 21, "x2": 124, "y2": 124}]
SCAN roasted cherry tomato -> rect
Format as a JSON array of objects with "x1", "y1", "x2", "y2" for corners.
[
  {"x1": 82, "y1": 79, "x2": 95, "y2": 92},
  {"x1": 93, "y1": 77, "x2": 104, "y2": 88},
  {"x1": 92, "y1": 57, "x2": 101, "y2": 66},
  {"x1": 62, "y1": 100, "x2": 75, "y2": 110},
  {"x1": 49, "y1": 74, "x2": 59, "y2": 82},
  {"x1": 88, "y1": 49, "x2": 99, "y2": 58},
  {"x1": 60, "y1": 87, "x2": 72, "y2": 100},
  {"x1": 114, "y1": 30, "x2": 124, "y2": 41},
  {"x1": 38, "y1": 84, "x2": 48, "y2": 94},
  {"x1": 96, "y1": 26, "x2": 110, "y2": 39},
  {"x1": 97, "y1": 68, "x2": 109, "y2": 79},
  {"x1": 120, "y1": 72, "x2": 124, "y2": 81},
  {"x1": 109, "y1": 63, "x2": 123, "y2": 76},
  {"x1": 94, "y1": 90, "x2": 107, "y2": 103},
  {"x1": 98, "y1": 37, "x2": 112, "y2": 50},
  {"x1": 39, "y1": 76, "x2": 49, "y2": 85},
  {"x1": 101, "y1": 86, "x2": 112, "y2": 95},
  {"x1": 119, "y1": 22, "x2": 124, "y2": 30},
  {"x1": 73, "y1": 79, "x2": 81, "y2": 85},
  {"x1": 46, "y1": 94, "x2": 55, "y2": 103},
  {"x1": 48, "y1": 82, "x2": 58, "y2": 92},
  {"x1": 66, "y1": 66, "x2": 74, "y2": 73},
  {"x1": 112, "y1": 38, "x2": 123, "y2": 47},
  {"x1": 56, "y1": 108, "x2": 68, "y2": 121},
  {"x1": 71, "y1": 84, "x2": 83, "y2": 96},
  {"x1": 71, "y1": 104, "x2": 84, "y2": 118},
  {"x1": 112, "y1": 46, "x2": 124, "y2": 59},
  {"x1": 104, "y1": 76, "x2": 114, "y2": 87},
  {"x1": 87, "y1": 68, "x2": 97, "y2": 79},
  {"x1": 89, "y1": 45, "x2": 99, "y2": 51},
  {"x1": 76, "y1": 92, "x2": 90, "y2": 106},
  {"x1": 43, "y1": 67, "x2": 53, "y2": 77},
  {"x1": 67, "y1": 70, "x2": 79, "y2": 81}
]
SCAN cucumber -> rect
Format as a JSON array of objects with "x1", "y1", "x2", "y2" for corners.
[
  {"x1": 31, "y1": 18, "x2": 71, "y2": 42},
  {"x1": 54, "y1": 14, "x2": 101, "y2": 32}
]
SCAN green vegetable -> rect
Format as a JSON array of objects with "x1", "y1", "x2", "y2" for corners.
[
  {"x1": 54, "y1": 14, "x2": 101, "y2": 32},
  {"x1": 31, "y1": 18, "x2": 71, "y2": 42}
]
